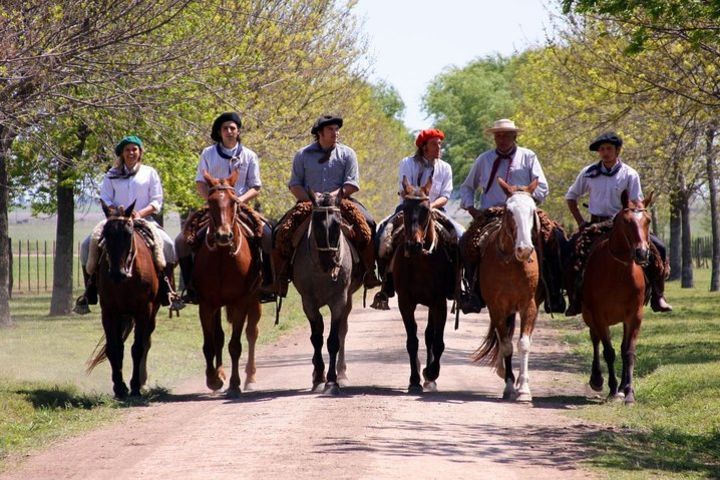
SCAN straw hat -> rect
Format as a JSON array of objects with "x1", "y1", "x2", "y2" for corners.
[{"x1": 484, "y1": 118, "x2": 522, "y2": 133}]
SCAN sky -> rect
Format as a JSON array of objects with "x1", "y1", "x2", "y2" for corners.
[{"x1": 354, "y1": 0, "x2": 557, "y2": 132}]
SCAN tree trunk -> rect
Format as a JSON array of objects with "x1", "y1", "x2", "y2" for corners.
[
  {"x1": 706, "y1": 125, "x2": 719, "y2": 291},
  {"x1": 0, "y1": 127, "x2": 16, "y2": 327},
  {"x1": 680, "y1": 191, "x2": 694, "y2": 288},
  {"x1": 49, "y1": 124, "x2": 89, "y2": 316},
  {"x1": 669, "y1": 195, "x2": 682, "y2": 281}
]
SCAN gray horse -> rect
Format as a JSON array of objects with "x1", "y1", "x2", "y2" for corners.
[{"x1": 293, "y1": 190, "x2": 363, "y2": 395}]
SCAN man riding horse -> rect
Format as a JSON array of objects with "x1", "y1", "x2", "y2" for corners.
[
  {"x1": 564, "y1": 132, "x2": 672, "y2": 316},
  {"x1": 74, "y1": 135, "x2": 182, "y2": 314},
  {"x1": 270, "y1": 114, "x2": 382, "y2": 297},
  {"x1": 458, "y1": 118, "x2": 566, "y2": 314},
  {"x1": 370, "y1": 128, "x2": 464, "y2": 310},
  {"x1": 175, "y1": 112, "x2": 274, "y2": 304}
]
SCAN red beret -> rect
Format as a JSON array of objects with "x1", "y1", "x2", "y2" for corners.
[{"x1": 415, "y1": 129, "x2": 445, "y2": 148}]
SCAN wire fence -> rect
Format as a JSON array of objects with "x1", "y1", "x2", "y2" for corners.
[{"x1": 9, "y1": 239, "x2": 82, "y2": 296}]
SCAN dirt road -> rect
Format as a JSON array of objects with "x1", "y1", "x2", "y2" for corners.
[{"x1": 2, "y1": 302, "x2": 600, "y2": 480}]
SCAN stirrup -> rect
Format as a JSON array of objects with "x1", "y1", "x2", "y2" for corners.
[
  {"x1": 73, "y1": 295, "x2": 91, "y2": 315},
  {"x1": 363, "y1": 271, "x2": 382, "y2": 289},
  {"x1": 370, "y1": 291, "x2": 390, "y2": 310},
  {"x1": 181, "y1": 288, "x2": 199, "y2": 305},
  {"x1": 458, "y1": 291, "x2": 484, "y2": 314}
]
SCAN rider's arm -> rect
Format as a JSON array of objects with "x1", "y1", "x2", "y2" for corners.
[
  {"x1": 197, "y1": 181, "x2": 209, "y2": 201},
  {"x1": 290, "y1": 185, "x2": 310, "y2": 202},
  {"x1": 566, "y1": 199, "x2": 586, "y2": 228},
  {"x1": 238, "y1": 186, "x2": 260, "y2": 204},
  {"x1": 565, "y1": 169, "x2": 588, "y2": 227},
  {"x1": 431, "y1": 162, "x2": 452, "y2": 209},
  {"x1": 341, "y1": 183, "x2": 358, "y2": 197},
  {"x1": 459, "y1": 156, "x2": 482, "y2": 218}
]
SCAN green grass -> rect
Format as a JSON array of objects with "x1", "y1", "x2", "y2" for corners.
[
  {"x1": 0, "y1": 288, "x2": 309, "y2": 470},
  {"x1": 556, "y1": 268, "x2": 720, "y2": 479}
]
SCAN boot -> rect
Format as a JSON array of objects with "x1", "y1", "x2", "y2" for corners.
[
  {"x1": 73, "y1": 266, "x2": 97, "y2": 315},
  {"x1": 271, "y1": 250, "x2": 292, "y2": 298},
  {"x1": 647, "y1": 260, "x2": 672, "y2": 312},
  {"x1": 178, "y1": 255, "x2": 198, "y2": 304},
  {"x1": 370, "y1": 274, "x2": 394, "y2": 310},
  {"x1": 360, "y1": 244, "x2": 382, "y2": 289},
  {"x1": 564, "y1": 274, "x2": 582, "y2": 317},
  {"x1": 457, "y1": 263, "x2": 484, "y2": 314},
  {"x1": 258, "y1": 250, "x2": 276, "y2": 304}
]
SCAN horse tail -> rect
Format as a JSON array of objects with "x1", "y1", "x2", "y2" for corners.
[
  {"x1": 471, "y1": 326, "x2": 499, "y2": 365},
  {"x1": 85, "y1": 316, "x2": 134, "y2": 373}
]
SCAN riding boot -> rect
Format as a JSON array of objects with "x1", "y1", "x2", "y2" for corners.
[
  {"x1": 457, "y1": 262, "x2": 484, "y2": 314},
  {"x1": 272, "y1": 249, "x2": 292, "y2": 298},
  {"x1": 360, "y1": 244, "x2": 382, "y2": 289},
  {"x1": 73, "y1": 266, "x2": 97, "y2": 315},
  {"x1": 647, "y1": 260, "x2": 673, "y2": 312},
  {"x1": 564, "y1": 272, "x2": 583, "y2": 317},
  {"x1": 258, "y1": 250, "x2": 276, "y2": 303},
  {"x1": 178, "y1": 255, "x2": 198, "y2": 304},
  {"x1": 370, "y1": 258, "x2": 394, "y2": 310},
  {"x1": 160, "y1": 263, "x2": 185, "y2": 311}
]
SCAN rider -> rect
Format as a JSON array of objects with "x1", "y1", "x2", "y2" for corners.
[
  {"x1": 458, "y1": 118, "x2": 564, "y2": 314},
  {"x1": 564, "y1": 132, "x2": 672, "y2": 315},
  {"x1": 271, "y1": 114, "x2": 382, "y2": 297},
  {"x1": 175, "y1": 112, "x2": 274, "y2": 303},
  {"x1": 370, "y1": 128, "x2": 464, "y2": 310},
  {"x1": 74, "y1": 135, "x2": 181, "y2": 314}
]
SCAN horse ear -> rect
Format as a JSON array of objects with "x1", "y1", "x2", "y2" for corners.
[
  {"x1": 101, "y1": 200, "x2": 112, "y2": 219},
  {"x1": 643, "y1": 191, "x2": 654, "y2": 209},
  {"x1": 526, "y1": 178, "x2": 539, "y2": 194},
  {"x1": 621, "y1": 189, "x2": 629, "y2": 208},
  {"x1": 124, "y1": 200, "x2": 136, "y2": 218},
  {"x1": 227, "y1": 168, "x2": 239, "y2": 187},
  {"x1": 421, "y1": 176, "x2": 433, "y2": 197},
  {"x1": 497, "y1": 177, "x2": 513, "y2": 196},
  {"x1": 203, "y1": 169, "x2": 216, "y2": 186}
]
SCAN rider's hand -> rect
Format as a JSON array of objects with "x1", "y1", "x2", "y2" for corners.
[{"x1": 468, "y1": 207, "x2": 481, "y2": 219}]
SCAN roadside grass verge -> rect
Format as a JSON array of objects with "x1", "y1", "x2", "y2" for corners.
[{"x1": 555, "y1": 268, "x2": 720, "y2": 479}]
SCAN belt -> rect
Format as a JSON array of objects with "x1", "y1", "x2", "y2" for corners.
[{"x1": 590, "y1": 214, "x2": 611, "y2": 223}]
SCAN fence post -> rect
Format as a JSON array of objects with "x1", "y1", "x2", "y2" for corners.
[
  {"x1": 17, "y1": 240, "x2": 21, "y2": 294},
  {"x1": 35, "y1": 239, "x2": 39, "y2": 293},
  {"x1": 26, "y1": 239, "x2": 30, "y2": 293},
  {"x1": 44, "y1": 240, "x2": 48, "y2": 291}
]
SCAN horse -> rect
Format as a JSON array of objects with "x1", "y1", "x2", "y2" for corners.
[
  {"x1": 86, "y1": 200, "x2": 161, "y2": 399},
  {"x1": 581, "y1": 191, "x2": 653, "y2": 404},
  {"x1": 292, "y1": 189, "x2": 363, "y2": 395},
  {"x1": 471, "y1": 177, "x2": 540, "y2": 402},
  {"x1": 193, "y1": 170, "x2": 262, "y2": 396},
  {"x1": 393, "y1": 176, "x2": 456, "y2": 394}
]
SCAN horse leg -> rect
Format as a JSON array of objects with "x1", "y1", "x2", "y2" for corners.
[
  {"x1": 324, "y1": 300, "x2": 346, "y2": 396},
  {"x1": 515, "y1": 300, "x2": 537, "y2": 402},
  {"x1": 600, "y1": 327, "x2": 620, "y2": 401},
  {"x1": 500, "y1": 313, "x2": 516, "y2": 400},
  {"x1": 129, "y1": 308, "x2": 156, "y2": 397},
  {"x1": 226, "y1": 305, "x2": 247, "y2": 397},
  {"x1": 588, "y1": 329, "x2": 604, "y2": 392},
  {"x1": 102, "y1": 312, "x2": 129, "y2": 399},
  {"x1": 621, "y1": 319, "x2": 641, "y2": 404},
  {"x1": 199, "y1": 304, "x2": 224, "y2": 391},
  {"x1": 244, "y1": 300, "x2": 261, "y2": 392},
  {"x1": 303, "y1": 300, "x2": 326, "y2": 392},
  {"x1": 213, "y1": 309, "x2": 225, "y2": 384},
  {"x1": 399, "y1": 297, "x2": 422, "y2": 394},
  {"x1": 423, "y1": 300, "x2": 447, "y2": 392},
  {"x1": 336, "y1": 295, "x2": 352, "y2": 388}
]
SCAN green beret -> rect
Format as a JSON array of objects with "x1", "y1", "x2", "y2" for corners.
[{"x1": 114, "y1": 135, "x2": 144, "y2": 156}]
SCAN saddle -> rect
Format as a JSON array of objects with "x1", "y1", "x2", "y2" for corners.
[
  {"x1": 377, "y1": 210, "x2": 458, "y2": 261},
  {"x1": 183, "y1": 203, "x2": 265, "y2": 252},
  {"x1": 86, "y1": 218, "x2": 166, "y2": 276},
  {"x1": 459, "y1": 207, "x2": 505, "y2": 264}
]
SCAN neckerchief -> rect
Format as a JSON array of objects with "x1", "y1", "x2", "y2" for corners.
[
  {"x1": 107, "y1": 163, "x2": 140, "y2": 179},
  {"x1": 215, "y1": 143, "x2": 242, "y2": 160},
  {"x1": 584, "y1": 160, "x2": 622, "y2": 178},
  {"x1": 316, "y1": 142, "x2": 335, "y2": 164},
  {"x1": 485, "y1": 146, "x2": 517, "y2": 192},
  {"x1": 414, "y1": 156, "x2": 435, "y2": 186}
]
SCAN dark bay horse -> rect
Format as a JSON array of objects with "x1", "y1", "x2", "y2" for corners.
[
  {"x1": 471, "y1": 178, "x2": 540, "y2": 402},
  {"x1": 193, "y1": 170, "x2": 262, "y2": 396},
  {"x1": 293, "y1": 190, "x2": 362, "y2": 395},
  {"x1": 87, "y1": 201, "x2": 161, "y2": 399},
  {"x1": 582, "y1": 191, "x2": 654, "y2": 404},
  {"x1": 392, "y1": 176, "x2": 455, "y2": 394}
]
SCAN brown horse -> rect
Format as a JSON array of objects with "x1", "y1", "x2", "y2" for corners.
[
  {"x1": 87, "y1": 201, "x2": 161, "y2": 399},
  {"x1": 582, "y1": 191, "x2": 653, "y2": 404},
  {"x1": 393, "y1": 177, "x2": 456, "y2": 393},
  {"x1": 471, "y1": 177, "x2": 540, "y2": 402},
  {"x1": 193, "y1": 170, "x2": 262, "y2": 396}
]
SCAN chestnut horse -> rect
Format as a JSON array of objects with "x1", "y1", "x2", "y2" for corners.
[
  {"x1": 471, "y1": 177, "x2": 540, "y2": 402},
  {"x1": 193, "y1": 170, "x2": 262, "y2": 396},
  {"x1": 87, "y1": 201, "x2": 161, "y2": 399},
  {"x1": 393, "y1": 176, "x2": 456, "y2": 393},
  {"x1": 582, "y1": 191, "x2": 653, "y2": 404}
]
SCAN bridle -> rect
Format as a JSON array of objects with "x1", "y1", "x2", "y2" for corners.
[
  {"x1": 205, "y1": 183, "x2": 243, "y2": 256},
  {"x1": 102, "y1": 216, "x2": 137, "y2": 278},
  {"x1": 497, "y1": 190, "x2": 537, "y2": 263},
  {"x1": 608, "y1": 207, "x2": 650, "y2": 266},
  {"x1": 310, "y1": 205, "x2": 342, "y2": 252},
  {"x1": 402, "y1": 192, "x2": 437, "y2": 257}
]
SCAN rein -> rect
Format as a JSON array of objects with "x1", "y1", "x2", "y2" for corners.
[{"x1": 205, "y1": 184, "x2": 243, "y2": 256}]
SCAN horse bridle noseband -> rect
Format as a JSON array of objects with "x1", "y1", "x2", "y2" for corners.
[
  {"x1": 206, "y1": 184, "x2": 243, "y2": 256},
  {"x1": 608, "y1": 207, "x2": 650, "y2": 266}
]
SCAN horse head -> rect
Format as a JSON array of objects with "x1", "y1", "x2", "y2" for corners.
[
  {"x1": 204, "y1": 169, "x2": 239, "y2": 248},
  {"x1": 100, "y1": 199, "x2": 137, "y2": 283},
  {"x1": 498, "y1": 177, "x2": 538, "y2": 262},
  {"x1": 613, "y1": 190, "x2": 653, "y2": 266},
  {"x1": 400, "y1": 175, "x2": 434, "y2": 256},
  {"x1": 308, "y1": 187, "x2": 344, "y2": 273}
]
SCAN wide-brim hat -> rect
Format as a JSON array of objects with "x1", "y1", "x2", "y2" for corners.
[
  {"x1": 484, "y1": 118, "x2": 522, "y2": 134},
  {"x1": 114, "y1": 135, "x2": 143, "y2": 157},
  {"x1": 589, "y1": 132, "x2": 623, "y2": 151},
  {"x1": 211, "y1": 112, "x2": 242, "y2": 142},
  {"x1": 311, "y1": 115, "x2": 343, "y2": 135}
]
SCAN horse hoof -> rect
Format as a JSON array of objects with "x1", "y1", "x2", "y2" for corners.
[
  {"x1": 408, "y1": 384, "x2": 423, "y2": 395},
  {"x1": 114, "y1": 384, "x2": 129, "y2": 400},
  {"x1": 423, "y1": 381, "x2": 438, "y2": 392},
  {"x1": 226, "y1": 388, "x2": 241, "y2": 399},
  {"x1": 206, "y1": 377, "x2": 224, "y2": 392},
  {"x1": 607, "y1": 392, "x2": 625, "y2": 403},
  {"x1": 516, "y1": 392, "x2": 533, "y2": 403},
  {"x1": 129, "y1": 389, "x2": 142, "y2": 398},
  {"x1": 244, "y1": 382, "x2": 257, "y2": 392},
  {"x1": 323, "y1": 382, "x2": 340, "y2": 396},
  {"x1": 337, "y1": 377, "x2": 351, "y2": 388},
  {"x1": 312, "y1": 382, "x2": 325, "y2": 393},
  {"x1": 589, "y1": 376, "x2": 604, "y2": 392},
  {"x1": 502, "y1": 390, "x2": 517, "y2": 401}
]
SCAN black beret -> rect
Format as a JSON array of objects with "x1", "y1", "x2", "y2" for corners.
[
  {"x1": 311, "y1": 115, "x2": 343, "y2": 135},
  {"x1": 211, "y1": 112, "x2": 242, "y2": 142},
  {"x1": 589, "y1": 132, "x2": 623, "y2": 151}
]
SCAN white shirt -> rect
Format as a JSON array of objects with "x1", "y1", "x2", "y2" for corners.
[
  {"x1": 459, "y1": 146, "x2": 549, "y2": 209},
  {"x1": 565, "y1": 159, "x2": 643, "y2": 217},
  {"x1": 196, "y1": 143, "x2": 261, "y2": 195},
  {"x1": 397, "y1": 156, "x2": 453, "y2": 203},
  {"x1": 100, "y1": 164, "x2": 163, "y2": 213}
]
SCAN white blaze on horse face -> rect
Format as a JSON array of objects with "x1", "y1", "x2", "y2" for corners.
[{"x1": 506, "y1": 193, "x2": 536, "y2": 259}]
